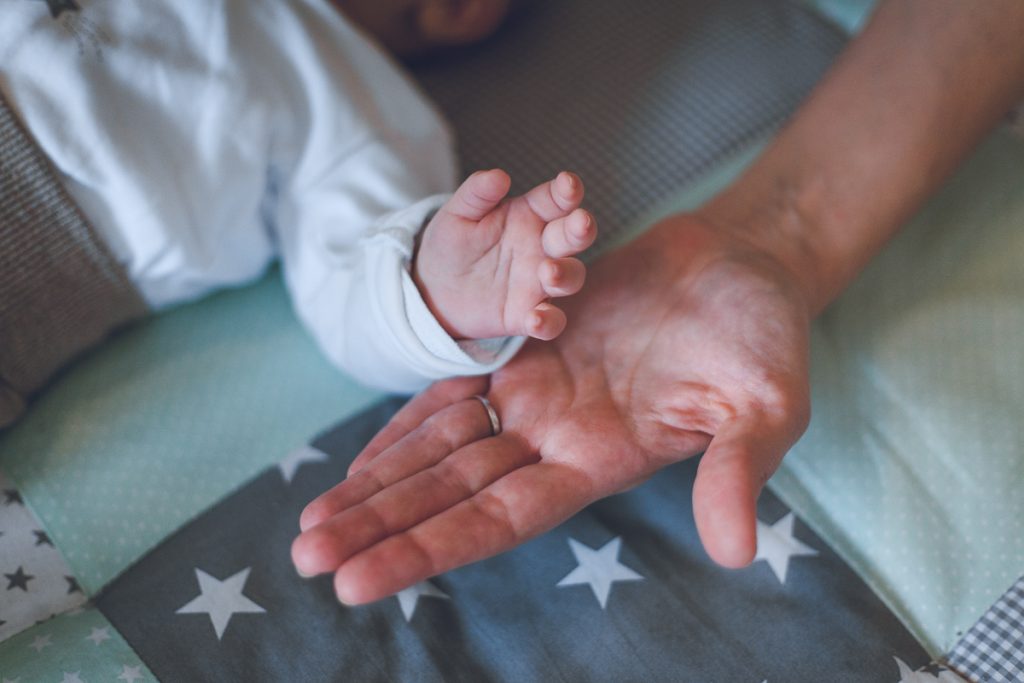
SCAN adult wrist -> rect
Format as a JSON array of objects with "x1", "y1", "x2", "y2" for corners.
[{"x1": 697, "y1": 169, "x2": 834, "y2": 316}]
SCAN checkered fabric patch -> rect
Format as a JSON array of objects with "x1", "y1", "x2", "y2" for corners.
[
  {"x1": 1009, "y1": 101, "x2": 1024, "y2": 139},
  {"x1": 947, "y1": 575, "x2": 1024, "y2": 682},
  {"x1": 412, "y1": 0, "x2": 846, "y2": 252}
]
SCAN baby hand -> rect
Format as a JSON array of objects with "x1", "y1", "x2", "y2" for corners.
[{"x1": 413, "y1": 170, "x2": 596, "y2": 340}]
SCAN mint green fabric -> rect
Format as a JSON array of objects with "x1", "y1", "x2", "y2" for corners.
[
  {"x1": 0, "y1": 605, "x2": 154, "y2": 682},
  {"x1": 774, "y1": 129, "x2": 1024, "y2": 656},
  {"x1": 800, "y1": 0, "x2": 875, "y2": 33},
  {"x1": 640, "y1": 129, "x2": 1024, "y2": 657},
  {"x1": 0, "y1": 273, "x2": 384, "y2": 594}
]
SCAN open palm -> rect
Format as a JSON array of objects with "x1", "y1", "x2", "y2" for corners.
[{"x1": 292, "y1": 213, "x2": 812, "y2": 604}]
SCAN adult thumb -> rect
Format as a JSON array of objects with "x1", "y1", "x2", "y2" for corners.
[{"x1": 691, "y1": 418, "x2": 795, "y2": 568}]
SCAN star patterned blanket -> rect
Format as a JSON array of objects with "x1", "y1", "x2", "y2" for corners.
[
  {"x1": 0, "y1": 401, "x2": 982, "y2": 681},
  {"x1": 92, "y1": 400, "x2": 940, "y2": 681},
  {"x1": 2, "y1": 0, "x2": 1023, "y2": 681}
]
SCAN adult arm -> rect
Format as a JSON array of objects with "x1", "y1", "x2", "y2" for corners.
[
  {"x1": 292, "y1": 0, "x2": 1024, "y2": 602},
  {"x1": 712, "y1": 0, "x2": 1024, "y2": 314}
]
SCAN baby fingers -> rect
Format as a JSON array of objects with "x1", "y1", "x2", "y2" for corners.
[
  {"x1": 542, "y1": 208, "x2": 596, "y2": 257},
  {"x1": 524, "y1": 171, "x2": 584, "y2": 222},
  {"x1": 539, "y1": 257, "x2": 586, "y2": 298},
  {"x1": 526, "y1": 302, "x2": 567, "y2": 340}
]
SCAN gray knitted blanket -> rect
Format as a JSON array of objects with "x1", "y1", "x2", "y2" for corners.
[{"x1": 0, "y1": 90, "x2": 147, "y2": 429}]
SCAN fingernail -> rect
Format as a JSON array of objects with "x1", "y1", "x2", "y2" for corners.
[
  {"x1": 576, "y1": 214, "x2": 591, "y2": 235},
  {"x1": 296, "y1": 567, "x2": 313, "y2": 579}
]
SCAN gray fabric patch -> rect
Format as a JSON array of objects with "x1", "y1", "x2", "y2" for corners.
[
  {"x1": 95, "y1": 398, "x2": 933, "y2": 682},
  {"x1": 0, "y1": 89, "x2": 148, "y2": 429},
  {"x1": 412, "y1": 0, "x2": 848, "y2": 251},
  {"x1": 946, "y1": 575, "x2": 1024, "y2": 682}
]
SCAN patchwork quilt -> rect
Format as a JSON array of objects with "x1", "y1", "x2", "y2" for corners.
[
  {"x1": 43, "y1": 402, "x2": 938, "y2": 681},
  {"x1": 2, "y1": 0, "x2": 1022, "y2": 681}
]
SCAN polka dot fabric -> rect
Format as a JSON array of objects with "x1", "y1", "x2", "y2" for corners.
[
  {"x1": 767, "y1": 129, "x2": 1024, "y2": 657},
  {"x1": 0, "y1": 274, "x2": 384, "y2": 594}
]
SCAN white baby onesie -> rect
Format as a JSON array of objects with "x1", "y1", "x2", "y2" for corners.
[{"x1": 0, "y1": 0, "x2": 521, "y2": 392}]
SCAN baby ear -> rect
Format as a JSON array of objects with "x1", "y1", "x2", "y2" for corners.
[{"x1": 416, "y1": 0, "x2": 510, "y2": 48}]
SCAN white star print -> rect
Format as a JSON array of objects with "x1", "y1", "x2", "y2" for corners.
[
  {"x1": 28, "y1": 633, "x2": 51, "y2": 652},
  {"x1": 277, "y1": 445, "x2": 328, "y2": 483},
  {"x1": 894, "y1": 657, "x2": 967, "y2": 682},
  {"x1": 556, "y1": 537, "x2": 643, "y2": 608},
  {"x1": 175, "y1": 567, "x2": 265, "y2": 640},
  {"x1": 85, "y1": 626, "x2": 111, "y2": 645},
  {"x1": 395, "y1": 581, "x2": 449, "y2": 621},
  {"x1": 61, "y1": 673, "x2": 84, "y2": 683},
  {"x1": 753, "y1": 512, "x2": 818, "y2": 584},
  {"x1": 117, "y1": 665, "x2": 145, "y2": 682}
]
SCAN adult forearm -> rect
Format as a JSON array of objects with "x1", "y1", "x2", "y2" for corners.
[{"x1": 701, "y1": 0, "x2": 1024, "y2": 314}]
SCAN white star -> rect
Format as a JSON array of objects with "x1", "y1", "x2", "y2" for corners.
[
  {"x1": 175, "y1": 567, "x2": 265, "y2": 640},
  {"x1": 753, "y1": 512, "x2": 818, "y2": 584},
  {"x1": 894, "y1": 657, "x2": 966, "y2": 682},
  {"x1": 278, "y1": 445, "x2": 329, "y2": 483},
  {"x1": 85, "y1": 626, "x2": 111, "y2": 645},
  {"x1": 28, "y1": 633, "x2": 51, "y2": 652},
  {"x1": 395, "y1": 581, "x2": 449, "y2": 621},
  {"x1": 117, "y1": 665, "x2": 145, "y2": 682},
  {"x1": 556, "y1": 537, "x2": 643, "y2": 608},
  {"x1": 61, "y1": 673, "x2": 84, "y2": 683}
]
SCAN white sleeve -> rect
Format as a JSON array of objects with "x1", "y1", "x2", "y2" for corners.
[
  {"x1": 276, "y1": 139, "x2": 524, "y2": 394},
  {"x1": 247, "y1": 0, "x2": 522, "y2": 392}
]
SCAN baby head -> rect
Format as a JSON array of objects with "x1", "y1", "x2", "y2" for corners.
[{"x1": 333, "y1": 0, "x2": 512, "y2": 57}]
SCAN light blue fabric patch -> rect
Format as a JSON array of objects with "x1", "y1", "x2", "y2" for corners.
[
  {"x1": 0, "y1": 605, "x2": 155, "y2": 682},
  {"x1": 0, "y1": 274, "x2": 384, "y2": 593},
  {"x1": 642, "y1": 129, "x2": 1024, "y2": 657},
  {"x1": 800, "y1": 0, "x2": 876, "y2": 33}
]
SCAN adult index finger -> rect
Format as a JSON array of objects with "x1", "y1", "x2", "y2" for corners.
[
  {"x1": 332, "y1": 460, "x2": 595, "y2": 605},
  {"x1": 300, "y1": 393, "x2": 494, "y2": 532},
  {"x1": 348, "y1": 376, "x2": 488, "y2": 477}
]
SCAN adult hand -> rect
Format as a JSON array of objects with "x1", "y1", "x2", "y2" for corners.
[
  {"x1": 294, "y1": 0, "x2": 1024, "y2": 605},
  {"x1": 292, "y1": 211, "x2": 813, "y2": 604}
]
